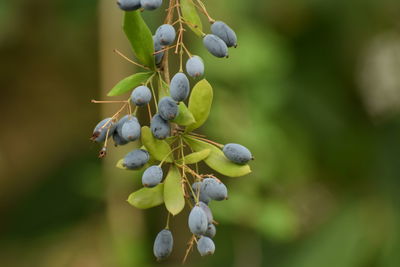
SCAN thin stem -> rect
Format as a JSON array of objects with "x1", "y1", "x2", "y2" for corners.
[
  {"x1": 147, "y1": 103, "x2": 152, "y2": 121},
  {"x1": 153, "y1": 44, "x2": 177, "y2": 55},
  {"x1": 149, "y1": 78, "x2": 158, "y2": 112},
  {"x1": 91, "y1": 100, "x2": 128, "y2": 104},
  {"x1": 158, "y1": 145, "x2": 184, "y2": 167},
  {"x1": 181, "y1": 43, "x2": 192, "y2": 58},
  {"x1": 113, "y1": 49, "x2": 151, "y2": 70},
  {"x1": 195, "y1": 0, "x2": 215, "y2": 23},
  {"x1": 182, "y1": 235, "x2": 196, "y2": 264},
  {"x1": 165, "y1": 212, "x2": 171, "y2": 229},
  {"x1": 161, "y1": 0, "x2": 176, "y2": 83},
  {"x1": 187, "y1": 135, "x2": 224, "y2": 148}
]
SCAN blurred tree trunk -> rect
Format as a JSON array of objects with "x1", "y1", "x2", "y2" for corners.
[{"x1": 98, "y1": 1, "x2": 148, "y2": 266}]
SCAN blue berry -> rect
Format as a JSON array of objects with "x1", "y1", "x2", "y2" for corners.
[
  {"x1": 192, "y1": 182, "x2": 210, "y2": 204},
  {"x1": 186, "y1": 56, "x2": 204, "y2": 78},
  {"x1": 197, "y1": 236, "x2": 215, "y2": 256},
  {"x1": 153, "y1": 229, "x2": 173, "y2": 261},
  {"x1": 155, "y1": 24, "x2": 176, "y2": 46},
  {"x1": 211, "y1": 21, "x2": 237, "y2": 48},
  {"x1": 188, "y1": 206, "x2": 208, "y2": 235},
  {"x1": 158, "y1": 96, "x2": 179, "y2": 120},
  {"x1": 170, "y1": 72, "x2": 190, "y2": 102},
  {"x1": 117, "y1": 0, "x2": 141, "y2": 11},
  {"x1": 202, "y1": 178, "x2": 228, "y2": 201},
  {"x1": 153, "y1": 35, "x2": 164, "y2": 65},
  {"x1": 121, "y1": 117, "x2": 141, "y2": 141},
  {"x1": 204, "y1": 224, "x2": 216, "y2": 238},
  {"x1": 140, "y1": 0, "x2": 162, "y2": 10},
  {"x1": 131, "y1": 85, "x2": 152, "y2": 106},
  {"x1": 222, "y1": 143, "x2": 253, "y2": 164},
  {"x1": 123, "y1": 149, "x2": 150, "y2": 170},
  {"x1": 150, "y1": 114, "x2": 170, "y2": 139},
  {"x1": 92, "y1": 118, "x2": 116, "y2": 143},
  {"x1": 203, "y1": 34, "x2": 228, "y2": 58},
  {"x1": 142, "y1": 165, "x2": 163, "y2": 187}
]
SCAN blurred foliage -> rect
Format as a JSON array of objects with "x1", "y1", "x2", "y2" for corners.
[{"x1": 1, "y1": 0, "x2": 400, "y2": 267}]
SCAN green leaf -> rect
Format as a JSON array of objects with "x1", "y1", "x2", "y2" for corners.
[
  {"x1": 171, "y1": 102, "x2": 196, "y2": 126},
  {"x1": 164, "y1": 165, "x2": 185, "y2": 215},
  {"x1": 176, "y1": 149, "x2": 210, "y2": 164},
  {"x1": 141, "y1": 126, "x2": 173, "y2": 162},
  {"x1": 127, "y1": 183, "x2": 164, "y2": 209},
  {"x1": 180, "y1": 0, "x2": 203, "y2": 37},
  {"x1": 107, "y1": 72, "x2": 153, "y2": 96},
  {"x1": 186, "y1": 79, "x2": 213, "y2": 131},
  {"x1": 184, "y1": 137, "x2": 251, "y2": 177},
  {"x1": 116, "y1": 159, "x2": 127, "y2": 170},
  {"x1": 123, "y1": 11, "x2": 156, "y2": 70}
]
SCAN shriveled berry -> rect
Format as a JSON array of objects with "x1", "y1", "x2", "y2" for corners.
[
  {"x1": 117, "y1": 0, "x2": 141, "y2": 11},
  {"x1": 211, "y1": 21, "x2": 237, "y2": 47},
  {"x1": 158, "y1": 96, "x2": 179, "y2": 120},
  {"x1": 188, "y1": 206, "x2": 208, "y2": 235},
  {"x1": 92, "y1": 118, "x2": 116, "y2": 143},
  {"x1": 203, "y1": 34, "x2": 228, "y2": 58},
  {"x1": 142, "y1": 165, "x2": 163, "y2": 187},
  {"x1": 131, "y1": 85, "x2": 152, "y2": 106},
  {"x1": 153, "y1": 229, "x2": 173, "y2": 261},
  {"x1": 150, "y1": 114, "x2": 170, "y2": 139},
  {"x1": 155, "y1": 24, "x2": 176, "y2": 46},
  {"x1": 121, "y1": 117, "x2": 141, "y2": 141},
  {"x1": 140, "y1": 0, "x2": 162, "y2": 10},
  {"x1": 223, "y1": 143, "x2": 253, "y2": 164},
  {"x1": 197, "y1": 236, "x2": 215, "y2": 256},
  {"x1": 204, "y1": 224, "x2": 216, "y2": 238},
  {"x1": 202, "y1": 178, "x2": 228, "y2": 201},
  {"x1": 186, "y1": 56, "x2": 204, "y2": 78},
  {"x1": 170, "y1": 72, "x2": 190, "y2": 102},
  {"x1": 123, "y1": 149, "x2": 150, "y2": 170}
]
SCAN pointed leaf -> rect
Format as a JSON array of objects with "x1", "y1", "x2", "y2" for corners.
[
  {"x1": 123, "y1": 11, "x2": 156, "y2": 70},
  {"x1": 184, "y1": 137, "x2": 251, "y2": 177},
  {"x1": 164, "y1": 166, "x2": 185, "y2": 215},
  {"x1": 127, "y1": 183, "x2": 164, "y2": 209},
  {"x1": 116, "y1": 159, "x2": 127, "y2": 170},
  {"x1": 108, "y1": 72, "x2": 153, "y2": 96},
  {"x1": 175, "y1": 149, "x2": 210, "y2": 164},
  {"x1": 141, "y1": 126, "x2": 173, "y2": 162},
  {"x1": 171, "y1": 102, "x2": 196, "y2": 126},
  {"x1": 180, "y1": 0, "x2": 203, "y2": 37},
  {"x1": 186, "y1": 79, "x2": 213, "y2": 131}
]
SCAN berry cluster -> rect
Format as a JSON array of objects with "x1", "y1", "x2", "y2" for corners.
[{"x1": 91, "y1": 0, "x2": 253, "y2": 262}]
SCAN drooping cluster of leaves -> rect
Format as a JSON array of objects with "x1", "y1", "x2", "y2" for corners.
[{"x1": 90, "y1": 0, "x2": 253, "y2": 262}]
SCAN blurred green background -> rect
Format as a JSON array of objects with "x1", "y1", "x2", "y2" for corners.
[{"x1": 1, "y1": 0, "x2": 400, "y2": 266}]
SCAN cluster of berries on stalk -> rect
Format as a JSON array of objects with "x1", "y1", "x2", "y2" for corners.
[{"x1": 91, "y1": 0, "x2": 253, "y2": 262}]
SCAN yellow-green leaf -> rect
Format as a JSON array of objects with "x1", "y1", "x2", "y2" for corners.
[
  {"x1": 176, "y1": 149, "x2": 210, "y2": 164},
  {"x1": 107, "y1": 72, "x2": 153, "y2": 96},
  {"x1": 171, "y1": 102, "x2": 196, "y2": 126},
  {"x1": 180, "y1": 0, "x2": 203, "y2": 37},
  {"x1": 127, "y1": 183, "x2": 164, "y2": 209},
  {"x1": 116, "y1": 158, "x2": 127, "y2": 169},
  {"x1": 186, "y1": 79, "x2": 213, "y2": 131},
  {"x1": 141, "y1": 126, "x2": 173, "y2": 162},
  {"x1": 123, "y1": 11, "x2": 156, "y2": 70},
  {"x1": 184, "y1": 137, "x2": 251, "y2": 177},
  {"x1": 164, "y1": 166, "x2": 185, "y2": 215}
]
